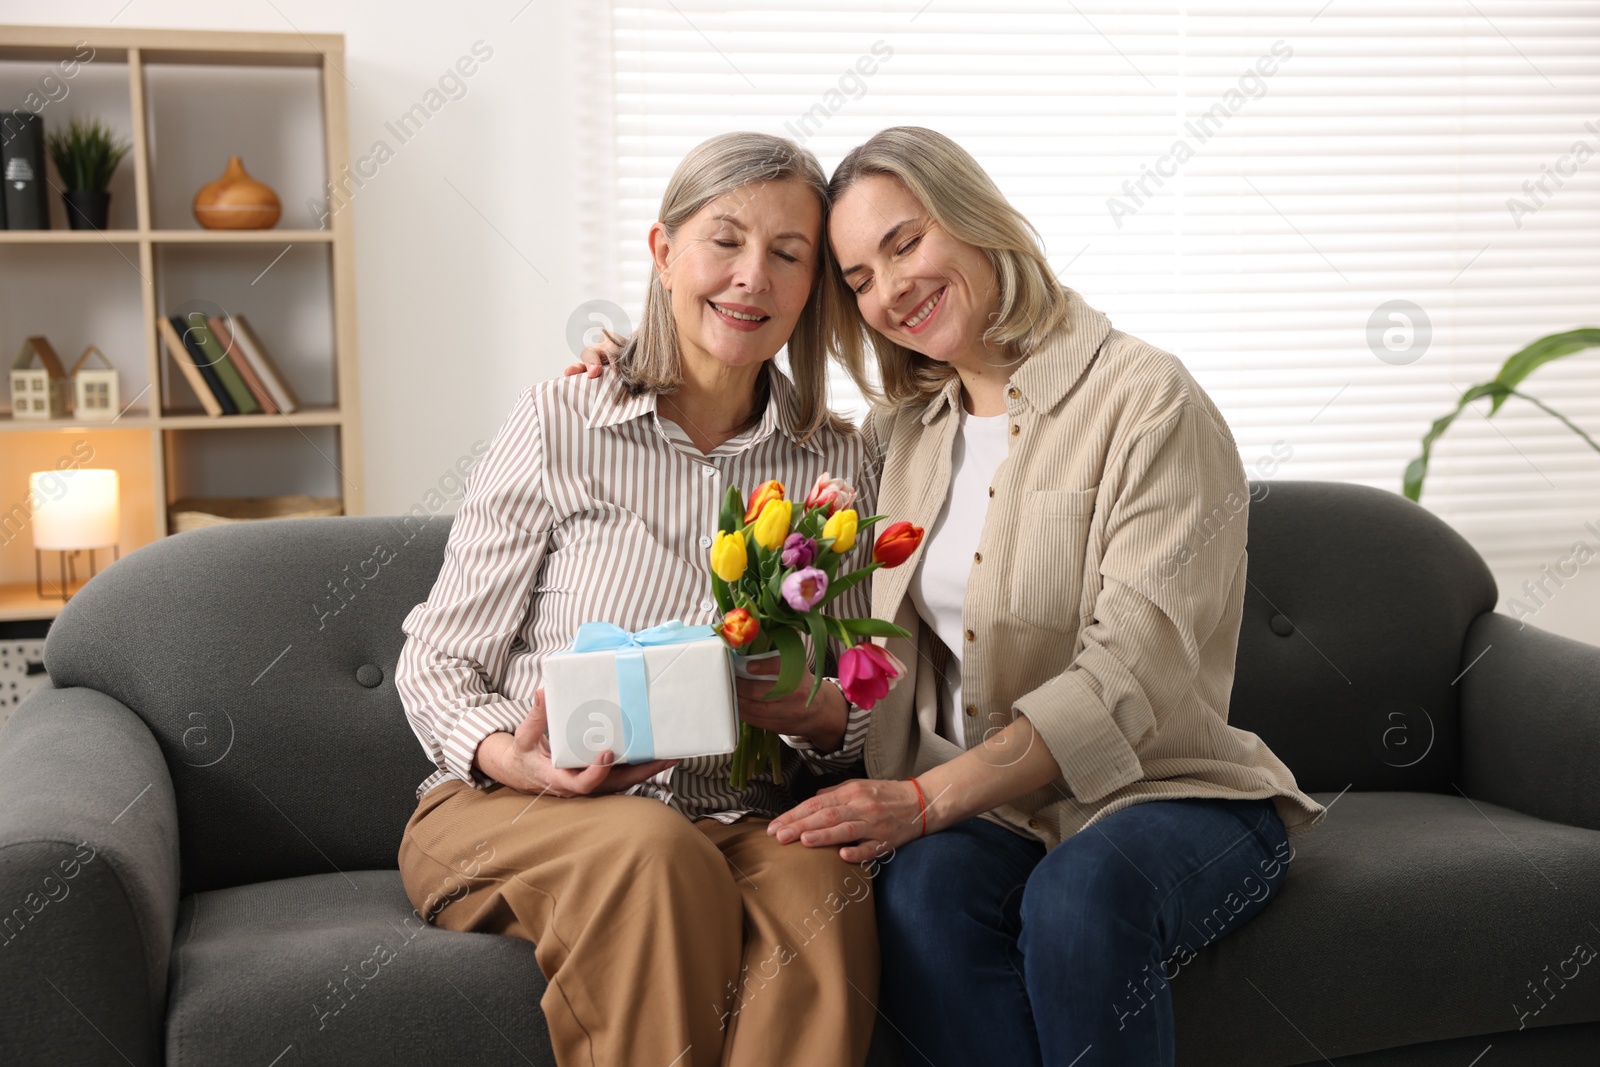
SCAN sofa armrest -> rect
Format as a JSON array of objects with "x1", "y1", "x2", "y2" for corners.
[
  {"x1": 1459, "y1": 612, "x2": 1600, "y2": 832},
  {"x1": 0, "y1": 686, "x2": 180, "y2": 1067}
]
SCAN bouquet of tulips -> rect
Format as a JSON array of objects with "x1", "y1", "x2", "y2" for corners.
[{"x1": 709, "y1": 472, "x2": 925, "y2": 790}]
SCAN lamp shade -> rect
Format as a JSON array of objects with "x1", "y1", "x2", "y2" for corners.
[{"x1": 30, "y1": 468, "x2": 120, "y2": 551}]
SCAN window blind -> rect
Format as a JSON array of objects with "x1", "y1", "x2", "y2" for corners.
[{"x1": 581, "y1": 0, "x2": 1600, "y2": 594}]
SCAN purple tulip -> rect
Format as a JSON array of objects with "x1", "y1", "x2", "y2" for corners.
[
  {"x1": 780, "y1": 567, "x2": 828, "y2": 611},
  {"x1": 780, "y1": 533, "x2": 817, "y2": 569}
]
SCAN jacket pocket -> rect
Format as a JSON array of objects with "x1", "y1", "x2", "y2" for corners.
[{"x1": 1008, "y1": 486, "x2": 1098, "y2": 632}]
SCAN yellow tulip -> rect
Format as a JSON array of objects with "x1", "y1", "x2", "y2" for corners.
[
  {"x1": 822, "y1": 508, "x2": 858, "y2": 553},
  {"x1": 743, "y1": 480, "x2": 785, "y2": 524},
  {"x1": 751, "y1": 499, "x2": 793, "y2": 552},
  {"x1": 710, "y1": 530, "x2": 747, "y2": 582}
]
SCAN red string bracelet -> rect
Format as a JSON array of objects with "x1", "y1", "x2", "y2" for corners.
[{"x1": 909, "y1": 777, "x2": 927, "y2": 838}]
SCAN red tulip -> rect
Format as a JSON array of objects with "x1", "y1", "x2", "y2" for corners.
[
  {"x1": 720, "y1": 608, "x2": 760, "y2": 648},
  {"x1": 837, "y1": 642, "x2": 906, "y2": 710},
  {"x1": 872, "y1": 521, "x2": 925, "y2": 568}
]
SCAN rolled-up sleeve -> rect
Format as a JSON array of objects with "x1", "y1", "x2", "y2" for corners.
[
  {"x1": 396, "y1": 388, "x2": 555, "y2": 789},
  {"x1": 1013, "y1": 403, "x2": 1250, "y2": 804}
]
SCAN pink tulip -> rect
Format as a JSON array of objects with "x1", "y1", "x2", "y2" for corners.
[
  {"x1": 838, "y1": 642, "x2": 906, "y2": 710},
  {"x1": 780, "y1": 533, "x2": 817, "y2": 568},
  {"x1": 803, "y1": 472, "x2": 856, "y2": 516},
  {"x1": 780, "y1": 567, "x2": 828, "y2": 611}
]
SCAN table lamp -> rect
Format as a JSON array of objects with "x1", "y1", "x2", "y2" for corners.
[{"x1": 31, "y1": 468, "x2": 120, "y2": 602}]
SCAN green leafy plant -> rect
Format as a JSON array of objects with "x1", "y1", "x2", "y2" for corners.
[
  {"x1": 1404, "y1": 328, "x2": 1600, "y2": 502},
  {"x1": 45, "y1": 116, "x2": 131, "y2": 192}
]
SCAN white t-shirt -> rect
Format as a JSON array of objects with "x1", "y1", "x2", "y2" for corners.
[{"x1": 908, "y1": 405, "x2": 1011, "y2": 748}]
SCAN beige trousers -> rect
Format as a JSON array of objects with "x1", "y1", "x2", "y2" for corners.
[{"x1": 398, "y1": 779, "x2": 880, "y2": 1067}]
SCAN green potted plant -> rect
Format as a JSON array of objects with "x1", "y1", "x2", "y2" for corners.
[
  {"x1": 45, "y1": 116, "x2": 132, "y2": 231},
  {"x1": 1404, "y1": 328, "x2": 1600, "y2": 501}
]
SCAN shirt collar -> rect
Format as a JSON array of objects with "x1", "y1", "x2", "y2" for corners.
[
  {"x1": 585, "y1": 361, "x2": 824, "y2": 456},
  {"x1": 918, "y1": 287, "x2": 1113, "y2": 426},
  {"x1": 585, "y1": 376, "x2": 657, "y2": 430}
]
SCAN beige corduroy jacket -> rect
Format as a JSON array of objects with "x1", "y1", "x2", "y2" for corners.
[{"x1": 862, "y1": 288, "x2": 1326, "y2": 851}]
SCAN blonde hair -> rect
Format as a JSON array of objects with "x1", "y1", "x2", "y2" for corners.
[
  {"x1": 614, "y1": 131, "x2": 849, "y2": 442},
  {"x1": 825, "y1": 126, "x2": 1070, "y2": 409}
]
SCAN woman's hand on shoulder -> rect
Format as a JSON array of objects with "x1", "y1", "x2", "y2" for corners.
[
  {"x1": 477, "y1": 689, "x2": 678, "y2": 796},
  {"x1": 560, "y1": 329, "x2": 628, "y2": 379}
]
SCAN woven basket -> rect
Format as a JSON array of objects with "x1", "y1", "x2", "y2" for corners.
[{"x1": 169, "y1": 495, "x2": 343, "y2": 534}]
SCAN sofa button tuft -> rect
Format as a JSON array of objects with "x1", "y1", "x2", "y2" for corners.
[
  {"x1": 1268, "y1": 614, "x2": 1294, "y2": 637},
  {"x1": 356, "y1": 664, "x2": 384, "y2": 688}
]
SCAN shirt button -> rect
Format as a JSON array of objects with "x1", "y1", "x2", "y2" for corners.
[
  {"x1": 964, "y1": 629, "x2": 975, "y2": 642},
  {"x1": 699, "y1": 535, "x2": 713, "y2": 548},
  {"x1": 701, "y1": 597, "x2": 715, "y2": 612},
  {"x1": 702, "y1": 466, "x2": 717, "y2": 478}
]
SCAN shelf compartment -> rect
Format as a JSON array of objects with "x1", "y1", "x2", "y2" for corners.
[
  {"x1": 0, "y1": 427, "x2": 157, "y2": 599},
  {"x1": 0, "y1": 51, "x2": 139, "y2": 231},
  {"x1": 154, "y1": 242, "x2": 336, "y2": 413},
  {"x1": 143, "y1": 62, "x2": 327, "y2": 231},
  {"x1": 0, "y1": 244, "x2": 149, "y2": 420},
  {"x1": 163, "y1": 424, "x2": 346, "y2": 503}
]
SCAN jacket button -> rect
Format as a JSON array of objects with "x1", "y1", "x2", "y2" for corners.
[
  {"x1": 965, "y1": 704, "x2": 977, "y2": 717},
  {"x1": 1010, "y1": 424, "x2": 1020, "y2": 436},
  {"x1": 988, "y1": 486, "x2": 995, "y2": 497},
  {"x1": 964, "y1": 629, "x2": 975, "y2": 642},
  {"x1": 973, "y1": 552, "x2": 982, "y2": 563},
  {"x1": 356, "y1": 664, "x2": 383, "y2": 688},
  {"x1": 1007, "y1": 387, "x2": 1021, "y2": 400},
  {"x1": 1028, "y1": 818, "x2": 1042, "y2": 830}
]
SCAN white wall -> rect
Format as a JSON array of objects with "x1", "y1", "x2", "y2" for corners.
[{"x1": 0, "y1": 0, "x2": 590, "y2": 521}]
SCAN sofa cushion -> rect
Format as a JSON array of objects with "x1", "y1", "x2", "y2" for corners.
[
  {"x1": 165, "y1": 869, "x2": 558, "y2": 1066},
  {"x1": 1230, "y1": 482, "x2": 1497, "y2": 795},
  {"x1": 1171, "y1": 791, "x2": 1600, "y2": 1066},
  {"x1": 165, "y1": 868, "x2": 906, "y2": 1067}
]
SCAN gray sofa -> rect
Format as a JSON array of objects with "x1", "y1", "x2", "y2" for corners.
[{"x1": 1, "y1": 480, "x2": 1597, "y2": 1066}]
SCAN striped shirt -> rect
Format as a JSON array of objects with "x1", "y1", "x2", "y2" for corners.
[{"x1": 396, "y1": 363, "x2": 880, "y2": 822}]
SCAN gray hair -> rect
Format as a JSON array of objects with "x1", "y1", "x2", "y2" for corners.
[{"x1": 615, "y1": 131, "x2": 847, "y2": 443}]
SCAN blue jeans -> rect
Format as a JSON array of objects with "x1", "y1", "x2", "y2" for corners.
[{"x1": 875, "y1": 796, "x2": 1291, "y2": 1067}]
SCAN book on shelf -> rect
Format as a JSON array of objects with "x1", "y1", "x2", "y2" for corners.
[
  {"x1": 208, "y1": 315, "x2": 278, "y2": 414},
  {"x1": 158, "y1": 315, "x2": 233, "y2": 416},
  {"x1": 155, "y1": 309, "x2": 300, "y2": 418},
  {"x1": 179, "y1": 314, "x2": 260, "y2": 415},
  {"x1": 223, "y1": 314, "x2": 299, "y2": 414}
]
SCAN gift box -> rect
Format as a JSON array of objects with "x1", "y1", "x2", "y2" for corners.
[{"x1": 542, "y1": 620, "x2": 739, "y2": 769}]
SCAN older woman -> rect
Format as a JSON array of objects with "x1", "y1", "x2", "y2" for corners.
[
  {"x1": 396, "y1": 132, "x2": 880, "y2": 1067},
  {"x1": 763, "y1": 128, "x2": 1329, "y2": 1066}
]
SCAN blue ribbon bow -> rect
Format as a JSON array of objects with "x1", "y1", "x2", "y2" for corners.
[{"x1": 567, "y1": 621, "x2": 718, "y2": 762}]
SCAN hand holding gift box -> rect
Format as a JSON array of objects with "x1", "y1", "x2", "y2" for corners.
[{"x1": 542, "y1": 620, "x2": 739, "y2": 769}]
